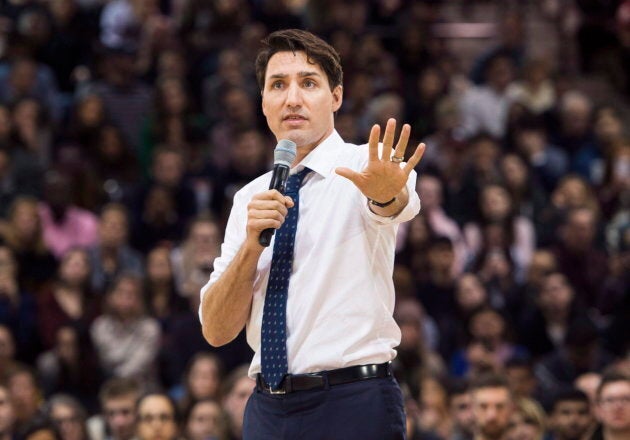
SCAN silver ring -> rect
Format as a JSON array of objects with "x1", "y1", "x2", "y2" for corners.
[{"x1": 391, "y1": 156, "x2": 404, "y2": 163}]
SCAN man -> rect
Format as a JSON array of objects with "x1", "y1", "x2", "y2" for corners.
[
  {"x1": 591, "y1": 371, "x2": 630, "y2": 440},
  {"x1": 448, "y1": 380, "x2": 474, "y2": 440},
  {"x1": 200, "y1": 29, "x2": 425, "y2": 439},
  {"x1": 87, "y1": 377, "x2": 141, "y2": 440},
  {"x1": 547, "y1": 389, "x2": 593, "y2": 440},
  {"x1": 470, "y1": 374, "x2": 515, "y2": 440}
]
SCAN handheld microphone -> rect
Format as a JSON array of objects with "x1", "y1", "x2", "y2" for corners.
[{"x1": 259, "y1": 139, "x2": 297, "y2": 247}]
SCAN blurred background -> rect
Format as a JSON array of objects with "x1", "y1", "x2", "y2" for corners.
[{"x1": 0, "y1": 1, "x2": 628, "y2": 440}]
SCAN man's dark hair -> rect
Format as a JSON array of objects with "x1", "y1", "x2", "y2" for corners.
[
  {"x1": 596, "y1": 370, "x2": 630, "y2": 400},
  {"x1": 255, "y1": 29, "x2": 343, "y2": 91},
  {"x1": 549, "y1": 388, "x2": 589, "y2": 413},
  {"x1": 99, "y1": 377, "x2": 141, "y2": 406},
  {"x1": 469, "y1": 373, "x2": 511, "y2": 394}
]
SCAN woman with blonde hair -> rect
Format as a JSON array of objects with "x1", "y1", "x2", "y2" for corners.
[{"x1": 505, "y1": 397, "x2": 547, "y2": 440}]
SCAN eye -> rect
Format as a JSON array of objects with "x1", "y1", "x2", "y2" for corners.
[
  {"x1": 303, "y1": 79, "x2": 316, "y2": 88},
  {"x1": 271, "y1": 81, "x2": 283, "y2": 89}
]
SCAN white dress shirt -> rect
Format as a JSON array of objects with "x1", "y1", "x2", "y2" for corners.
[{"x1": 200, "y1": 130, "x2": 420, "y2": 377}]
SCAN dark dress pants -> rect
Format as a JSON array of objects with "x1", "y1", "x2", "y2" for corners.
[{"x1": 242, "y1": 376, "x2": 406, "y2": 440}]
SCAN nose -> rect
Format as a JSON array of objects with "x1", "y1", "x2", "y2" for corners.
[{"x1": 285, "y1": 81, "x2": 302, "y2": 108}]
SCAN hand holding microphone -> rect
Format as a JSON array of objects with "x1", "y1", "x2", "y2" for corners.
[{"x1": 258, "y1": 140, "x2": 297, "y2": 247}]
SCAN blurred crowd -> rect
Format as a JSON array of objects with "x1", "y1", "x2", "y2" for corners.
[{"x1": 0, "y1": 0, "x2": 628, "y2": 439}]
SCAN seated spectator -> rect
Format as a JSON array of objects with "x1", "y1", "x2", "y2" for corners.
[
  {"x1": 464, "y1": 183, "x2": 535, "y2": 283},
  {"x1": 210, "y1": 128, "x2": 272, "y2": 223},
  {"x1": 547, "y1": 389, "x2": 594, "y2": 440},
  {"x1": 512, "y1": 115, "x2": 569, "y2": 193},
  {"x1": 518, "y1": 272, "x2": 588, "y2": 359},
  {"x1": 130, "y1": 147, "x2": 196, "y2": 253},
  {"x1": 451, "y1": 307, "x2": 527, "y2": 378},
  {"x1": 46, "y1": 394, "x2": 90, "y2": 440},
  {"x1": 469, "y1": 374, "x2": 515, "y2": 440},
  {"x1": 439, "y1": 272, "x2": 490, "y2": 360},
  {"x1": 85, "y1": 377, "x2": 141, "y2": 440},
  {"x1": 393, "y1": 298, "x2": 445, "y2": 396},
  {"x1": 499, "y1": 153, "x2": 548, "y2": 223},
  {"x1": 170, "y1": 215, "x2": 221, "y2": 299},
  {"x1": 534, "y1": 318, "x2": 616, "y2": 395},
  {"x1": 0, "y1": 244, "x2": 39, "y2": 362},
  {"x1": 506, "y1": 58, "x2": 556, "y2": 115},
  {"x1": 572, "y1": 105, "x2": 625, "y2": 185},
  {"x1": 414, "y1": 174, "x2": 469, "y2": 275},
  {"x1": 575, "y1": 373, "x2": 603, "y2": 410},
  {"x1": 505, "y1": 356, "x2": 543, "y2": 403},
  {"x1": 505, "y1": 397, "x2": 547, "y2": 440},
  {"x1": 36, "y1": 324, "x2": 100, "y2": 411},
  {"x1": 220, "y1": 365, "x2": 254, "y2": 440},
  {"x1": 88, "y1": 203, "x2": 143, "y2": 296},
  {"x1": 37, "y1": 248, "x2": 99, "y2": 351},
  {"x1": 552, "y1": 207, "x2": 609, "y2": 310},
  {"x1": 172, "y1": 352, "x2": 223, "y2": 415},
  {"x1": 539, "y1": 174, "x2": 598, "y2": 245},
  {"x1": 38, "y1": 170, "x2": 99, "y2": 259},
  {"x1": 459, "y1": 52, "x2": 516, "y2": 139},
  {"x1": 90, "y1": 274, "x2": 160, "y2": 387},
  {"x1": 0, "y1": 196, "x2": 57, "y2": 294},
  {"x1": 184, "y1": 398, "x2": 228, "y2": 440},
  {"x1": 447, "y1": 380, "x2": 474, "y2": 440},
  {"x1": 416, "y1": 236, "x2": 458, "y2": 324},
  {"x1": 6, "y1": 364, "x2": 46, "y2": 437},
  {"x1": 144, "y1": 245, "x2": 187, "y2": 332},
  {"x1": 135, "y1": 392, "x2": 179, "y2": 440},
  {"x1": 591, "y1": 371, "x2": 630, "y2": 440}
]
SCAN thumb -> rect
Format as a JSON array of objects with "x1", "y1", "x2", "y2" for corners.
[{"x1": 335, "y1": 167, "x2": 359, "y2": 183}]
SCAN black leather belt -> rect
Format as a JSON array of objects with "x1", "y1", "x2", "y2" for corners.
[{"x1": 256, "y1": 362, "x2": 392, "y2": 394}]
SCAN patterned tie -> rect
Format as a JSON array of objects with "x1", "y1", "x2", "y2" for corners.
[{"x1": 261, "y1": 167, "x2": 310, "y2": 389}]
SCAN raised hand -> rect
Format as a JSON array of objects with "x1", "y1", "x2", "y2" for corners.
[{"x1": 335, "y1": 118, "x2": 425, "y2": 205}]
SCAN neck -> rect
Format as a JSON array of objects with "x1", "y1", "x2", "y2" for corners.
[{"x1": 603, "y1": 427, "x2": 630, "y2": 440}]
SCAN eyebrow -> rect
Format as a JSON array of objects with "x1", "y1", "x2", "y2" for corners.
[{"x1": 268, "y1": 71, "x2": 322, "y2": 80}]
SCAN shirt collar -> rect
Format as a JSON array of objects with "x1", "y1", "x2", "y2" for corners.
[{"x1": 294, "y1": 130, "x2": 345, "y2": 179}]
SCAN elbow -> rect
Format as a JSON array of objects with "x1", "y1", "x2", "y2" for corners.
[{"x1": 202, "y1": 326, "x2": 233, "y2": 347}]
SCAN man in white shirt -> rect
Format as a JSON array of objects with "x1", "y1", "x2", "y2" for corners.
[{"x1": 199, "y1": 29, "x2": 425, "y2": 439}]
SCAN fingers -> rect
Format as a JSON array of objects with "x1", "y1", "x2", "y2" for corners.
[
  {"x1": 380, "y1": 118, "x2": 397, "y2": 161},
  {"x1": 368, "y1": 124, "x2": 380, "y2": 162},
  {"x1": 392, "y1": 124, "x2": 410, "y2": 160},
  {"x1": 246, "y1": 190, "x2": 293, "y2": 232},
  {"x1": 334, "y1": 167, "x2": 360, "y2": 184},
  {"x1": 403, "y1": 142, "x2": 426, "y2": 174}
]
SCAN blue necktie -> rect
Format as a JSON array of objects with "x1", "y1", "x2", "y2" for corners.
[{"x1": 261, "y1": 167, "x2": 310, "y2": 389}]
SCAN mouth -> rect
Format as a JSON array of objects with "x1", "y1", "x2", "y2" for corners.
[{"x1": 283, "y1": 114, "x2": 307, "y2": 122}]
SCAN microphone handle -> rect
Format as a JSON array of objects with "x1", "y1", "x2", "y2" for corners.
[{"x1": 259, "y1": 165, "x2": 290, "y2": 247}]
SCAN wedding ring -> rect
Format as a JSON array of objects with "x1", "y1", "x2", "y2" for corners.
[{"x1": 391, "y1": 156, "x2": 404, "y2": 163}]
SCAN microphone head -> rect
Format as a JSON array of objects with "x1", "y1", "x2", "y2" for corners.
[{"x1": 274, "y1": 139, "x2": 297, "y2": 167}]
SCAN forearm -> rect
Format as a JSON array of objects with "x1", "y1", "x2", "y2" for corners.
[{"x1": 201, "y1": 241, "x2": 263, "y2": 347}]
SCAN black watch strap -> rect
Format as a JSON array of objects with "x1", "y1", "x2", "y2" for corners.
[{"x1": 368, "y1": 197, "x2": 396, "y2": 208}]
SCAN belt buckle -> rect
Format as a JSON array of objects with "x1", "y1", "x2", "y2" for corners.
[{"x1": 267, "y1": 385, "x2": 286, "y2": 395}]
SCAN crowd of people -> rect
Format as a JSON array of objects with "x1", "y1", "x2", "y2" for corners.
[{"x1": 0, "y1": 0, "x2": 628, "y2": 439}]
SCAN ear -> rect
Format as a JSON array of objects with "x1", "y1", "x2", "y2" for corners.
[{"x1": 332, "y1": 85, "x2": 343, "y2": 112}]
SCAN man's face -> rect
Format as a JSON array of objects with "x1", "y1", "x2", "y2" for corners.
[
  {"x1": 451, "y1": 392, "x2": 475, "y2": 435},
  {"x1": 472, "y1": 387, "x2": 514, "y2": 440},
  {"x1": 104, "y1": 395, "x2": 137, "y2": 440},
  {"x1": 597, "y1": 381, "x2": 630, "y2": 432},
  {"x1": 261, "y1": 51, "x2": 342, "y2": 155},
  {"x1": 551, "y1": 400, "x2": 592, "y2": 440}
]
